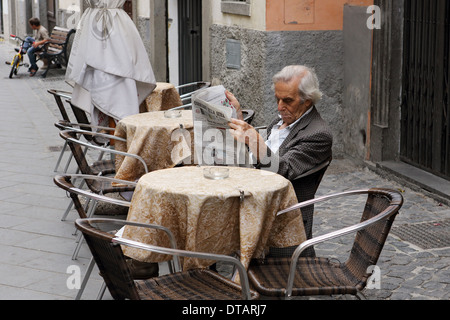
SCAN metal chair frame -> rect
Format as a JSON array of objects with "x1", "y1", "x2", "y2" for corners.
[
  {"x1": 58, "y1": 129, "x2": 147, "y2": 223},
  {"x1": 76, "y1": 218, "x2": 258, "y2": 300},
  {"x1": 248, "y1": 188, "x2": 403, "y2": 299},
  {"x1": 54, "y1": 174, "x2": 136, "y2": 300}
]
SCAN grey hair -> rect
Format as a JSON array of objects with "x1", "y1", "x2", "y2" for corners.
[{"x1": 272, "y1": 65, "x2": 323, "y2": 104}]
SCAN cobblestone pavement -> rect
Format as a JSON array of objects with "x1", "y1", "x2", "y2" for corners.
[
  {"x1": 0, "y1": 36, "x2": 448, "y2": 300},
  {"x1": 314, "y1": 160, "x2": 450, "y2": 300}
]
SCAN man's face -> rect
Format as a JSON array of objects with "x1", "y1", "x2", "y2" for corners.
[{"x1": 274, "y1": 76, "x2": 312, "y2": 126}]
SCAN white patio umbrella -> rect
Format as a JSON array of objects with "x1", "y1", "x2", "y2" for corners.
[{"x1": 65, "y1": 0, "x2": 156, "y2": 126}]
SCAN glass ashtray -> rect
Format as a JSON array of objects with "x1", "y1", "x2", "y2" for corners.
[
  {"x1": 164, "y1": 110, "x2": 182, "y2": 118},
  {"x1": 203, "y1": 167, "x2": 229, "y2": 180}
]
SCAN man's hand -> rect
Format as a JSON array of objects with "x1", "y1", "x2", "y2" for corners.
[
  {"x1": 228, "y1": 118, "x2": 267, "y2": 162},
  {"x1": 225, "y1": 90, "x2": 243, "y2": 120}
]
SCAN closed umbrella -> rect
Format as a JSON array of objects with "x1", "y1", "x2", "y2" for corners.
[{"x1": 65, "y1": 0, "x2": 156, "y2": 126}]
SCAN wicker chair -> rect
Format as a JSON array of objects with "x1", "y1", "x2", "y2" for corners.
[
  {"x1": 48, "y1": 89, "x2": 73, "y2": 123},
  {"x1": 49, "y1": 90, "x2": 117, "y2": 173},
  {"x1": 54, "y1": 174, "x2": 135, "y2": 300},
  {"x1": 75, "y1": 218, "x2": 260, "y2": 300},
  {"x1": 268, "y1": 156, "x2": 331, "y2": 258},
  {"x1": 242, "y1": 109, "x2": 255, "y2": 124},
  {"x1": 176, "y1": 81, "x2": 211, "y2": 104},
  {"x1": 248, "y1": 188, "x2": 403, "y2": 299},
  {"x1": 54, "y1": 120, "x2": 119, "y2": 173},
  {"x1": 58, "y1": 129, "x2": 147, "y2": 225},
  {"x1": 48, "y1": 89, "x2": 74, "y2": 172}
]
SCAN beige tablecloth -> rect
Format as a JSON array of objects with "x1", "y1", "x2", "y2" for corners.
[
  {"x1": 122, "y1": 166, "x2": 306, "y2": 271},
  {"x1": 114, "y1": 111, "x2": 194, "y2": 182},
  {"x1": 139, "y1": 82, "x2": 183, "y2": 112}
]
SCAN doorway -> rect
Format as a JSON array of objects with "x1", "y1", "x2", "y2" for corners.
[
  {"x1": 178, "y1": 0, "x2": 202, "y2": 86},
  {"x1": 401, "y1": 0, "x2": 450, "y2": 180},
  {"x1": 47, "y1": 0, "x2": 56, "y2": 31}
]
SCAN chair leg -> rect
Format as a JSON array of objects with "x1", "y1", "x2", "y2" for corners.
[
  {"x1": 86, "y1": 200, "x2": 98, "y2": 218},
  {"x1": 355, "y1": 291, "x2": 367, "y2": 300},
  {"x1": 97, "y1": 282, "x2": 107, "y2": 300},
  {"x1": 54, "y1": 141, "x2": 68, "y2": 172},
  {"x1": 61, "y1": 201, "x2": 74, "y2": 222},
  {"x1": 61, "y1": 179, "x2": 87, "y2": 222},
  {"x1": 72, "y1": 200, "x2": 98, "y2": 260},
  {"x1": 63, "y1": 153, "x2": 74, "y2": 173},
  {"x1": 75, "y1": 256, "x2": 95, "y2": 300},
  {"x1": 73, "y1": 198, "x2": 92, "y2": 236},
  {"x1": 72, "y1": 234, "x2": 84, "y2": 260}
]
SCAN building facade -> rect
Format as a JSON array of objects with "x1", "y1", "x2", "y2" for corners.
[{"x1": 2, "y1": 0, "x2": 449, "y2": 197}]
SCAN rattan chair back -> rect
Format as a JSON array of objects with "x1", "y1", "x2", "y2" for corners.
[
  {"x1": 292, "y1": 156, "x2": 331, "y2": 240},
  {"x1": 76, "y1": 219, "x2": 141, "y2": 300},
  {"x1": 248, "y1": 188, "x2": 403, "y2": 299},
  {"x1": 48, "y1": 89, "x2": 73, "y2": 122},
  {"x1": 269, "y1": 157, "x2": 331, "y2": 258},
  {"x1": 345, "y1": 189, "x2": 400, "y2": 279}
]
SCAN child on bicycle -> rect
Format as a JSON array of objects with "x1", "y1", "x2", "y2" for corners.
[{"x1": 27, "y1": 17, "x2": 50, "y2": 76}]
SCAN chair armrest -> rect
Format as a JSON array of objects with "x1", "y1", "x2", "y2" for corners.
[
  {"x1": 56, "y1": 121, "x2": 117, "y2": 134},
  {"x1": 76, "y1": 218, "x2": 178, "y2": 267},
  {"x1": 277, "y1": 189, "x2": 370, "y2": 216},
  {"x1": 65, "y1": 127, "x2": 125, "y2": 142},
  {"x1": 46, "y1": 39, "x2": 65, "y2": 45},
  {"x1": 176, "y1": 82, "x2": 211, "y2": 100},
  {"x1": 175, "y1": 81, "x2": 210, "y2": 91},
  {"x1": 54, "y1": 174, "x2": 136, "y2": 207},
  {"x1": 68, "y1": 137, "x2": 148, "y2": 173},
  {"x1": 253, "y1": 126, "x2": 267, "y2": 131},
  {"x1": 47, "y1": 89, "x2": 72, "y2": 100},
  {"x1": 61, "y1": 130, "x2": 148, "y2": 173},
  {"x1": 169, "y1": 103, "x2": 192, "y2": 111}
]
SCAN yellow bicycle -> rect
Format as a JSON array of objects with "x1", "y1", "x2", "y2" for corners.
[{"x1": 8, "y1": 35, "x2": 30, "y2": 78}]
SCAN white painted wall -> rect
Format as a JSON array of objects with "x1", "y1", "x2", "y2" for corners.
[
  {"x1": 59, "y1": 0, "x2": 84, "y2": 11},
  {"x1": 2, "y1": 0, "x2": 10, "y2": 38},
  {"x1": 138, "y1": 0, "x2": 150, "y2": 18},
  {"x1": 167, "y1": 0, "x2": 179, "y2": 85},
  {"x1": 210, "y1": 0, "x2": 266, "y2": 31}
]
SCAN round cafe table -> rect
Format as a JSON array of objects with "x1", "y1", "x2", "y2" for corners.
[
  {"x1": 122, "y1": 166, "x2": 306, "y2": 271},
  {"x1": 114, "y1": 110, "x2": 194, "y2": 182}
]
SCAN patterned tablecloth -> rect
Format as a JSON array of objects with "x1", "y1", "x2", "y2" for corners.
[
  {"x1": 122, "y1": 166, "x2": 306, "y2": 271},
  {"x1": 114, "y1": 110, "x2": 194, "y2": 182},
  {"x1": 140, "y1": 82, "x2": 183, "y2": 112}
]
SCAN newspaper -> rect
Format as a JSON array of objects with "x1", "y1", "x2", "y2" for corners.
[{"x1": 192, "y1": 85, "x2": 248, "y2": 166}]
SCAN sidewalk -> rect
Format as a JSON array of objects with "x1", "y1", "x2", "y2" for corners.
[{"x1": 0, "y1": 36, "x2": 449, "y2": 300}]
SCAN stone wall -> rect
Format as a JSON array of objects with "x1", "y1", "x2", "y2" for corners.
[
  {"x1": 210, "y1": 24, "x2": 345, "y2": 156},
  {"x1": 342, "y1": 6, "x2": 372, "y2": 161}
]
